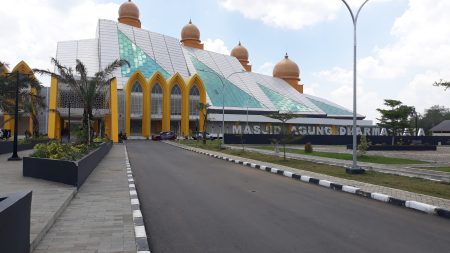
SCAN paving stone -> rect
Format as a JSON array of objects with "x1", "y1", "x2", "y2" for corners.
[{"x1": 34, "y1": 144, "x2": 136, "y2": 252}]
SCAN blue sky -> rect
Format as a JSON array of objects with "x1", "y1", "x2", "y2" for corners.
[{"x1": 1, "y1": 0, "x2": 449, "y2": 121}]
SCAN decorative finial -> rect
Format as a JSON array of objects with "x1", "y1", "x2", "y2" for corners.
[
  {"x1": 238, "y1": 41, "x2": 241, "y2": 46},
  {"x1": 285, "y1": 53, "x2": 289, "y2": 59},
  {"x1": 189, "y1": 18, "x2": 192, "y2": 24}
]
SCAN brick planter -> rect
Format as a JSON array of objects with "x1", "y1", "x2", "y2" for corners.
[
  {"x1": 0, "y1": 191, "x2": 32, "y2": 253},
  {"x1": 23, "y1": 142, "x2": 112, "y2": 189}
]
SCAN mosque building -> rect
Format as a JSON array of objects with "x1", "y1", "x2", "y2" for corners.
[{"x1": 3, "y1": 0, "x2": 373, "y2": 142}]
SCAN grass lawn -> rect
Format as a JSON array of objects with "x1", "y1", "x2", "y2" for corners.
[
  {"x1": 255, "y1": 146, "x2": 428, "y2": 165},
  {"x1": 421, "y1": 167, "x2": 450, "y2": 173},
  {"x1": 177, "y1": 140, "x2": 450, "y2": 200}
]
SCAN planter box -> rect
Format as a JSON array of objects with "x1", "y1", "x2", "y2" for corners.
[
  {"x1": 0, "y1": 191, "x2": 32, "y2": 253},
  {"x1": 346, "y1": 144, "x2": 437, "y2": 151},
  {"x1": 0, "y1": 140, "x2": 48, "y2": 154},
  {"x1": 23, "y1": 142, "x2": 112, "y2": 189}
]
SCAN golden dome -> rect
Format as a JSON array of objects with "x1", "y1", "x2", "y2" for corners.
[
  {"x1": 273, "y1": 53, "x2": 300, "y2": 80},
  {"x1": 118, "y1": 0, "x2": 139, "y2": 20},
  {"x1": 181, "y1": 19, "x2": 201, "y2": 42},
  {"x1": 230, "y1": 41, "x2": 249, "y2": 62}
]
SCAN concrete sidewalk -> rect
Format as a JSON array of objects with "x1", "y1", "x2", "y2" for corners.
[
  {"x1": 0, "y1": 150, "x2": 77, "y2": 251},
  {"x1": 33, "y1": 144, "x2": 137, "y2": 253}
]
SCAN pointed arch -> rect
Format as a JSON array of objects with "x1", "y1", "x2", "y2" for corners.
[
  {"x1": 164, "y1": 73, "x2": 188, "y2": 134},
  {"x1": 148, "y1": 71, "x2": 168, "y2": 134},
  {"x1": 11, "y1": 61, "x2": 38, "y2": 135},
  {"x1": 125, "y1": 70, "x2": 150, "y2": 137},
  {"x1": 186, "y1": 74, "x2": 207, "y2": 132}
]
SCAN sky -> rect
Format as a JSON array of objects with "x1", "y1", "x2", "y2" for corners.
[{"x1": 1, "y1": 0, "x2": 449, "y2": 122}]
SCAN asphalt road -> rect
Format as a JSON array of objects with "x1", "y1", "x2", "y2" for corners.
[{"x1": 127, "y1": 141, "x2": 450, "y2": 253}]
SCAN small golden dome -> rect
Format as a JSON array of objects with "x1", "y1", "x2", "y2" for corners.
[
  {"x1": 119, "y1": 0, "x2": 139, "y2": 20},
  {"x1": 181, "y1": 19, "x2": 201, "y2": 42},
  {"x1": 273, "y1": 53, "x2": 300, "y2": 80},
  {"x1": 230, "y1": 41, "x2": 249, "y2": 62}
]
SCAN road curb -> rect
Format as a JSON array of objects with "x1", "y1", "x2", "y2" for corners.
[
  {"x1": 170, "y1": 142, "x2": 450, "y2": 220},
  {"x1": 124, "y1": 146, "x2": 151, "y2": 253}
]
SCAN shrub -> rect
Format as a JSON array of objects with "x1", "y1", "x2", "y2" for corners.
[
  {"x1": 31, "y1": 141, "x2": 99, "y2": 161},
  {"x1": 304, "y1": 142, "x2": 313, "y2": 153},
  {"x1": 357, "y1": 135, "x2": 371, "y2": 157}
]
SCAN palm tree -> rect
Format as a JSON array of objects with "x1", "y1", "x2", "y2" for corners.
[{"x1": 34, "y1": 58, "x2": 129, "y2": 143}]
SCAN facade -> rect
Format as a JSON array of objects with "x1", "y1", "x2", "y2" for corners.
[
  {"x1": 0, "y1": 61, "x2": 49, "y2": 137},
  {"x1": 430, "y1": 120, "x2": 450, "y2": 136},
  {"x1": 47, "y1": 0, "x2": 372, "y2": 142}
]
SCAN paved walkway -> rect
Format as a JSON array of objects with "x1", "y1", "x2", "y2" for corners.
[
  {"x1": 228, "y1": 145, "x2": 450, "y2": 182},
  {"x1": 178, "y1": 143, "x2": 450, "y2": 210},
  {"x1": 34, "y1": 144, "x2": 136, "y2": 253},
  {"x1": 0, "y1": 150, "x2": 76, "y2": 251}
]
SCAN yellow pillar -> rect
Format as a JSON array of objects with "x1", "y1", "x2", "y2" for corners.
[
  {"x1": 47, "y1": 76, "x2": 58, "y2": 139},
  {"x1": 110, "y1": 78, "x2": 119, "y2": 143},
  {"x1": 142, "y1": 83, "x2": 150, "y2": 138}
]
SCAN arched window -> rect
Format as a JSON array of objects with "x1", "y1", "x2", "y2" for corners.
[
  {"x1": 189, "y1": 85, "x2": 200, "y2": 116},
  {"x1": 130, "y1": 81, "x2": 143, "y2": 116},
  {"x1": 170, "y1": 85, "x2": 182, "y2": 116},
  {"x1": 151, "y1": 83, "x2": 163, "y2": 115}
]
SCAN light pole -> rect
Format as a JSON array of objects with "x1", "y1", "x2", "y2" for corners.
[
  {"x1": 198, "y1": 69, "x2": 244, "y2": 146},
  {"x1": 8, "y1": 72, "x2": 21, "y2": 161},
  {"x1": 341, "y1": 0, "x2": 369, "y2": 174}
]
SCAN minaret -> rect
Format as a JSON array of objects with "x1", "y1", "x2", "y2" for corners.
[
  {"x1": 231, "y1": 41, "x2": 252, "y2": 72},
  {"x1": 273, "y1": 53, "x2": 303, "y2": 93},
  {"x1": 180, "y1": 19, "x2": 204, "y2": 49}
]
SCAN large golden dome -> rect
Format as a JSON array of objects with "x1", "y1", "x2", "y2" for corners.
[
  {"x1": 273, "y1": 53, "x2": 300, "y2": 80},
  {"x1": 230, "y1": 41, "x2": 249, "y2": 63},
  {"x1": 118, "y1": 0, "x2": 141, "y2": 28},
  {"x1": 181, "y1": 19, "x2": 201, "y2": 42}
]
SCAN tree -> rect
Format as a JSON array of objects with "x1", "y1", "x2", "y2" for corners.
[
  {"x1": 34, "y1": 58, "x2": 129, "y2": 144},
  {"x1": 417, "y1": 105, "x2": 450, "y2": 134},
  {"x1": 434, "y1": 80, "x2": 450, "y2": 91},
  {"x1": 376, "y1": 99, "x2": 414, "y2": 145},
  {"x1": 0, "y1": 61, "x2": 45, "y2": 136},
  {"x1": 266, "y1": 112, "x2": 300, "y2": 160},
  {"x1": 196, "y1": 102, "x2": 211, "y2": 144}
]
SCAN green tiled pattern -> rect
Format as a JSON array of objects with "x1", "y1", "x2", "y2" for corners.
[
  {"x1": 191, "y1": 57, "x2": 263, "y2": 108},
  {"x1": 117, "y1": 30, "x2": 170, "y2": 79},
  {"x1": 258, "y1": 84, "x2": 314, "y2": 112},
  {"x1": 307, "y1": 97, "x2": 352, "y2": 116}
]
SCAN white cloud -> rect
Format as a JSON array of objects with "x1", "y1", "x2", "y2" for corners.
[
  {"x1": 0, "y1": 0, "x2": 119, "y2": 85},
  {"x1": 219, "y1": 0, "x2": 392, "y2": 30},
  {"x1": 204, "y1": 38, "x2": 231, "y2": 55},
  {"x1": 257, "y1": 62, "x2": 275, "y2": 76}
]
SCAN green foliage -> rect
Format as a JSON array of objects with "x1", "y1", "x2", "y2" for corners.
[
  {"x1": 417, "y1": 105, "x2": 450, "y2": 134},
  {"x1": 266, "y1": 112, "x2": 300, "y2": 160},
  {"x1": 377, "y1": 99, "x2": 414, "y2": 144},
  {"x1": 304, "y1": 142, "x2": 313, "y2": 153},
  {"x1": 433, "y1": 79, "x2": 450, "y2": 90},
  {"x1": 357, "y1": 135, "x2": 371, "y2": 157},
  {"x1": 93, "y1": 137, "x2": 109, "y2": 143},
  {"x1": 196, "y1": 102, "x2": 211, "y2": 145},
  {"x1": 31, "y1": 141, "x2": 100, "y2": 161}
]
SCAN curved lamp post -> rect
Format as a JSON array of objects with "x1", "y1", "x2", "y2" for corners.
[
  {"x1": 198, "y1": 69, "x2": 244, "y2": 146},
  {"x1": 341, "y1": 0, "x2": 369, "y2": 174}
]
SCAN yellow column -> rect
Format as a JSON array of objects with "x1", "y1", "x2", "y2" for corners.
[
  {"x1": 110, "y1": 78, "x2": 119, "y2": 142},
  {"x1": 47, "y1": 76, "x2": 58, "y2": 139}
]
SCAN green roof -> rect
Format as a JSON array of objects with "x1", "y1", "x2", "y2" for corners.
[
  {"x1": 191, "y1": 57, "x2": 263, "y2": 108},
  {"x1": 258, "y1": 84, "x2": 314, "y2": 113},
  {"x1": 307, "y1": 97, "x2": 352, "y2": 116},
  {"x1": 118, "y1": 30, "x2": 170, "y2": 79}
]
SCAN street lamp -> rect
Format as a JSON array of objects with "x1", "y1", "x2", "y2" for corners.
[
  {"x1": 341, "y1": 0, "x2": 369, "y2": 174},
  {"x1": 4, "y1": 72, "x2": 32, "y2": 161},
  {"x1": 198, "y1": 69, "x2": 244, "y2": 146}
]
